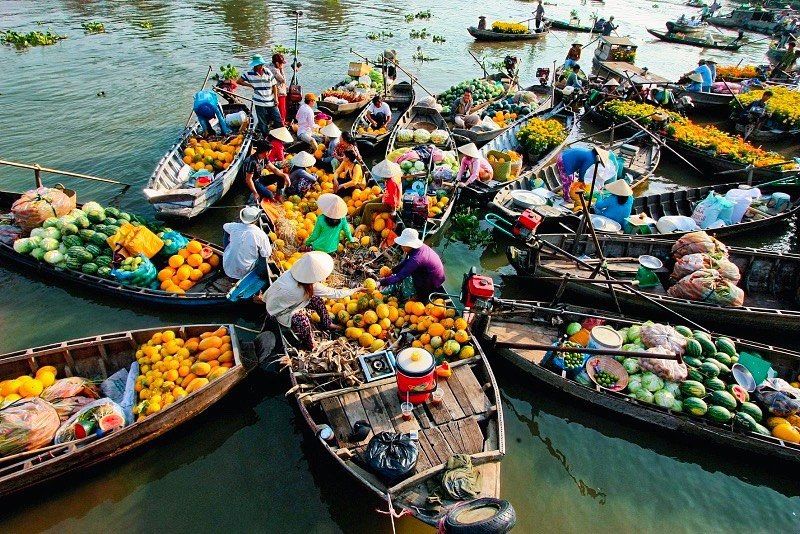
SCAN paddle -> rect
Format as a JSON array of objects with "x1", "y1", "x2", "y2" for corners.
[
  {"x1": 185, "y1": 65, "x2": 213, "y2": 129},
  {"x1": 468, "y1": 50, "x2": 489, "y2": 79}
]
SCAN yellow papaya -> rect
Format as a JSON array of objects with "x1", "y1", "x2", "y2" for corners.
[
  {"x1": 200, "y1": 327, "x2": 227, "y2": 339},
  {"x1": 786, "y1": 414, "x2": 800, "y2": 428},
  {"x1": 220, "y1": 335, "x2": 231, "y2": 344},
  {"x1": 207, "y1": 367, "x2": 228, "y2": 381},
  {"x1": 197, "y1": 347, "x2": 221, "y2": 362},
  {"x1": 218, "y1": 343, "x2": 232, "y2": 354},
  {"x1": 191, "y1": 361, "x2": 211, "y2": 377},
  {"x1": 184, "y1": 338, "x2": 200, "y2": 352},
  {"x1": 198, "y1": 336, "x2": 223, "y2": 351},
  {"x1": 766, "y1": 416, "x2": 789, "y2": 429},
  {"x1": 185, "y1": 377, "x2": 209, "y2": 393},
  {"x1": 772, "y1": 423, "x2": 800, "y2": 443},
  {"x1": 180, "y1": 373, "x2": 197, "y2": 388},
  {"x1": 218, "y1": 350, "x2": 234, "y2": 364},
  {"x1": 208, "y1": 360, "x2": 220, "y2": 369}
]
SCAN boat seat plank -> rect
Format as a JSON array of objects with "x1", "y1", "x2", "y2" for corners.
[
  {"x1": 479, "y1": 460, "x2": 500, "y2": 496},
  {"x1": 456, "y1": 417, "x2": 486, "y2": 454},
  {"x1": 438, "y1": 380, "x2": 467, "y2": 421},
  {"x1": 453, "y1": 366, "x2": 491, "y2": 415},
  {"x1": 487, "y1": 322, "x2": 554, "y2": 364},
  {"x1": 444, "y1": 370, "x2": 476, "y2": 417},
  {"x1": 419, "y1": 427, "x2": 453, "y2": 465},
  {"x1": 359, "y1": 387, "x2": 395, "y2": 435},
  {"x1": 321, "y1": 396, "x2": 356, "y2": 449},
  {"x1": 377, "y1": 384, "x2": 421, "y2": 434},
  {"x1": 414, "y1": 404, "x2": 433, "y2": 429},
  {"x1": 340, "y1": 391, "x2": 374, "y2": 446}
]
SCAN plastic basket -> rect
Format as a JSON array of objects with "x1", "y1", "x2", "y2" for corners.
[{"x1": 486, "y1": 150, "x2": 512, "y2": 183}]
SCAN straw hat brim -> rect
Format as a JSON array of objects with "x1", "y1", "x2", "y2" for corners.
[
  {"x1": 593, "y1": 146, "x2": 612, "y2": 169},
  {"x1": 457, "y1": 143, "x2": 482, "y2": 159},
  {"x1": 604, "y1": 78, "x2": 620, "y2": 86},
  {"x1": 371, "y1": 160, "x2": 403, "y2": 180},
  {"x1": 626, "y1": 213, "x2": 657, "y2": 225},
  {"x1": 605, "y1": 179, "x2": 633, "y2": 197},
  {"x1": 269, "y1": 127, "x2": 294, "y2": 143},
  {"x1": 292, "y1": 151, "x2": 317, "y2": 168},
  {"x1": 290, "y1": 251, "x2": 335, "y2": 284},
  {"x1": 320, "y1": 123, "x2": 342, "y2": 138},
  {"x1": 317, "y1": 193, "x2": 348, "y2": 219}
]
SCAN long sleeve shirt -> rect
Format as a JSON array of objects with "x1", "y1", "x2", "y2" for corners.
[
  {"x1": 305, "y1": 217, "x2": 354, "y2": 253},
  {"x1": 383, "y1": 177, "x2": 402, "y2": 210},
  {"x1": 222, "y1": 222, "x2": 272, "y2": 279},
  {"x1": 265, "y1": 270, "x2": 355, "y2": 327},
  {"x1": 458, "y1": 156, "x2": 493, "y2": 185},
  {"x1": 380, "y1": 245, "x2": 445, "y2": 299},
  {"x1": 296, "y1": 103, "x2": 315, "y2": 137},
  {"x1": 594, "y1": 194, "x2": 634, "y2": 226}
]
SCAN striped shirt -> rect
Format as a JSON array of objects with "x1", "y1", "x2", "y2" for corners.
[{"x1": 242, "y1": 69, "x2": 277, "y2": 107}]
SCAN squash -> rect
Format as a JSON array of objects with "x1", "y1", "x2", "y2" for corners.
[
  {"x1": 772, "y1": 423, "x2": 800, "y2": 443},
  {"x1": 207, "y1": 367, "x2": 228, "y2": 381},
  {"x1": 218, "y1": 351, "x2": 234, "y2": 364},
  {"x1": 180, "y1": 373, "x2": 197, "y2": 388},
  {"x1": 766, "y1": 416, "x2": 789, "y2": 429},
  {"x1": 184, "y1": 338, "x2": 200, "y2": 352},
  {"x1": 198, "y1": 336, "x2": 223, "y2": 351},
  {"x1": 200, "y1": 327, "x2": 227, "y2": 339},
  {"x1": 185, "y1": 377, "x2": 209, "y2": 394}
]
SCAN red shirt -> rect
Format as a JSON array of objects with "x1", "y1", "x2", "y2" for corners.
[
  {"x1": 267, "y1": 139, "x2": 285, "y2": 163},
  {"x1": 383, "y1": 177, "x2": 402, "y2": 210}
]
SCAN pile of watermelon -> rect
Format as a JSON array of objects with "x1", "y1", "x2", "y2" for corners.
[{"x1": 437, "y1": 78, "x2": 505, "y2": 116}]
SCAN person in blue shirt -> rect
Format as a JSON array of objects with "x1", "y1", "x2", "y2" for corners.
[
  {"x1": 565, "y1": 64, "x2": 585, "y2": 89},
  {"x1": 593, "y1": 179, "x2": 633, "y2": 227},
  {"x1": 556, "y1": 146, "x2": 605, "y2": 200},
  {"x1": 685, "y1": 72, "x2": 704, "y2": 92},
  {"x1": 690, "y1": 60, "x2": 712, "y2": 92},
  {"x1": 193, "y1": 89, "x2": 231, "y2": 136}
]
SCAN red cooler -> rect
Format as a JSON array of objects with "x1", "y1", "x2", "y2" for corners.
[{"x1": 396, "y1": 348, "x2": 436, "y2": 404}]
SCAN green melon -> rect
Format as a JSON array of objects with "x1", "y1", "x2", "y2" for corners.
[
  {"x1": 687, "y1": 369, "x2": 704, "y2": 382},
  {"x1": 685, "y1": 339, "x2": 703, "y2": 359},
  {"x1": 699, "y1": 361, "x2": 720, "y2": 378},
  {"x1": 683, "y1": 397, "x2": 708, "y2": 417},
  {"x1": 694, "y1": 333, "x2": 716, "y2": 356},
  {"x1": 709, "y1": 390, "x2": 737, "y2": 411},
  {"x1": 680, "y1": 380, "x2": 706, "y2": 398},
  {"x1": 683, "y1": 356, "x2": 703, "y2": 368},
  {"x1": 738, "y1": 402, "x2": 763, "y2": 422},
  {"x1": 734, "y1": 412, "x2": 758, "y2": 431},
  {"x1": 706, "y1": 405, "x2": 733, "y2": 423},
  {"x1": 674, "y1": 325, "x2": 693, "y2": 338},
  {"x1": 62, "y1": 235, "x2": 83, "y2": 248},
  {"x1": 81, "y1": 263, "x2": 99, "y2": 275},
  {"x1": 713, "y1": 352, "x2": 732, "y2": 367},
  {"x1": 704, "y1": 377, "x2": 726, "y2": 392},
  {"x1": 84, "y1": 244, "x2": 101, "y2": 257},
  {"x1": 715, "y1": 337, "x2": 737, "y2": 357},
  {"x1": 90, "y1": 233, "x2": 109, "y2": 247}
]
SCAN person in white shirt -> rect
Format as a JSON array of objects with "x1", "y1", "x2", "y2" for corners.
[
  {"x1": 295, "y1": 93, "x2": 319, "y2": 150},
  {"x1": 256, "y1": 251, "x2": 365, "y2": 350},
  {"x1": 365, "y1": 95, "x2": 392, "y2": 129},
  {"x1": 222, "y1": 206, "x2": 272, "y2": 279}
]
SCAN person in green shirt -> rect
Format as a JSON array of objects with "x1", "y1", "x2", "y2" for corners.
[{"x1": 304, "y1": 193, "x2": 356, "y2": 253}]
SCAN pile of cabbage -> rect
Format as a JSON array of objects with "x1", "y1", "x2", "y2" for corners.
[{"x1": 396, "y1": 128, "x2": 449, "y2": 146}]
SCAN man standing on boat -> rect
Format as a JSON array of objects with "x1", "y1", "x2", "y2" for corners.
[
  {"x1": 535, "y1": 0, "x2": 545, "y2": 31},
  {"x1": 237, "y1": 55, "x2": 282, "y2": 136},
  {"x1": 601, "y1": 16, "x2": 617, "y2": 37},
  {"x1": 222, "y1": 206, "x2": 272, "y2": 280},
  {"x1": 687, "y1": 60, "x2": 712, "y2": 92},
  {"x1": 772, "y1": 41, "x2": 799, "y2": 77}
]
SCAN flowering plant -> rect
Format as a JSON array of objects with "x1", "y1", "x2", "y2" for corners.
[
  {"x1": 516, "y1": 118, "x2": 567, "y2": 157},
  {"x1": 716, "y1": 64, "x2": 758, "y2": 80},
  {"x1": 492, "y1": 21, "x2": 528, "y2": 34},
  {"x1": 735, "y1": 86, "x2": 800, "y2": 128}
]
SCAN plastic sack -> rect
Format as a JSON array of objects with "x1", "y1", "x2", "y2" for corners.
[
  {"x1": 363, "y1": 431, "x2": 418, "y2": 484},
  {"x1": 433, "y1": 165, "x2": 454, "y2": 183},
  {"x1": 671, "y1": 231, "x2": 728, "y2": 260},
  {"x1": 51, "y1": 396, "x2": 95, "y2": 422},
  {"x1": 640, "y1": 346, "x2": 689, "y2": 382},
  {"x1": 753, "y1": 380, "x2": 800, "y2": 417},
  {"x1": 672, "y1": 253, "x2": 741, "y2": 283},
  {"x1": 640, "y1": 323, "x2": 687, "y2": 355},
  {"x1": 712, "y1": 81, "x2": 742, "y2": 94},
  {"x1": 655, "y1": 216, "x2": 699, "y2": 234},
  {"x1": 0, "y1": 398, "x2": 61, "y2": 457},
  {"x1": 691, "y1": 191, "x2": 734, "y2": 228},
  {"x1": 667, "y1": 269, "x2": 745, "y2": 307},
  {"x1": 480, "y1": 116, "x2": 501, "y2": 131},
  {"x1": 159, "y1": 230, "x2": 189, "y2": 257},
  {"x1": 108, "y1": 223, "x2": 164, "y2": 258},
  {"x1": 11, "y1": 187, "x2": 75, "y2": 233},
  {"x1": 54, "y1": 398, "x2": 126, "y2": 444},
  {"x1": 725, "y1": 187, "x2": 760, "y2": 224},
  {"x1": 41, "y1": 377, "x2": 100, "y2": 402},
  {"x1": 111, "y1": 254, "x2": 158, "y2": 288},
  {"x1": 513, "y1": 90, "x2": 539, "y2": 105}
]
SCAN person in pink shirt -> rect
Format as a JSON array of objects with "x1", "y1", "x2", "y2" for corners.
[{"x1": 456, "y1": 143, "x2": 493, "y2": 186}]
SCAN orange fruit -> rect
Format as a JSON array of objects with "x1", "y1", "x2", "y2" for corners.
[
  {"x1": 179, "y1": 279, "x2": 194, "y2": 290},
  {"x1": 411, "y1": 301, "x2": 426, "y2": 316},
  {"x1": 190, "y1": 268, "x2": 204, "y2": 281},
  {"x1": 187, "y1": 253, "x2": 203, "y2": 267},
  {"x1": 199, "y1": 262, "x2": 212, "y2": 274},
  {"x1": 176, "y1": 264, "x2": 193, "y2": 281},
  {"x1": 157, "y1": 267, "x2": 175, "y2": 282},
  {"x1": 168, "y1": 255, "x2": 184, "y2": 269},
  {"x1": 208, "y1": 254, "x2": 220, "y2": 267}
]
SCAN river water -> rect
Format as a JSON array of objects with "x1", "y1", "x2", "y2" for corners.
[{"x1": 1, "y1": 0, "x2": 799, "y2": 532}]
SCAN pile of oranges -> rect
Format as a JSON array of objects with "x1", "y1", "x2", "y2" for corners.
[
  {"x1": 427, "y1": 195, "x2": 450, "y2": 218},
  {"x1": 491, "y1": 110, "x2": 518, "y2": 128},
  {"x1": 182, "y1": 135, "x2": 243, "y2": 173},
  {"x1": 0, "y1": 366, "x2": 58, "y2": 407},
  {"x1": 157, "y1": 240, "x2": 220, "y2": 294}
]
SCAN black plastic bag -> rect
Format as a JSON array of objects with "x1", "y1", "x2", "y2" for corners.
[{"x1": 364, "y1": 432, "x2": 418, "y2": 484}]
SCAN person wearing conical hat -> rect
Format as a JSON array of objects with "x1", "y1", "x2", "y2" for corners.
[
  {"x1": 244, "y1": 139, "x2": 290, "y2": 202},
  {"x1": 319, "y1": 122, "x2": 343, "y2": 169},
  {"x1": 236, "y1": 54, "x2": 282, "y2": 135},
  {"x1": 360, "y1": 160, "x2": 403, "y2": 228},
  {"x1": 222, "y1": 206, "x2": 272, "y2": 280},
  {"x1": 285, "y1": 151, "x2": 318, "y2": 197},
  {"x1": 266, "y1": 126, "x2": 294, "y2": 164},
  {"x1": 456, "y1": 142, "x2": 493, "y2": 186},
  {"x1": 304, "y1": 193, "x2": 356, "y2": 253},
  {"x1": 258, "y1": 251, "x2": 365, "y2": 350},
  {"x1": 593, "y1": 179, "x2": 634, "y2": 227},
  {"x1": 379, "y1": 228, "x2": 445, "y2": 301}
]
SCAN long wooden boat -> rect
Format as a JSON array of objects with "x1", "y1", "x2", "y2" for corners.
[
  {"x1": 647, "y1": 28, "x2": 742, "y2": 51},
  {"x1": 707, "y1": 8, "x2": 782, "y2": 35},
  {"x1": 351, "y1": 82, "x2": 415, "y2": 152},
  {"x1": 473, "y1": 299, "x2": 800, "y2": 466},
  {"x1": 669, "y1": 85, "x2": 736, "y2": 113},
  {"x1": 666, "y1": 138, "x2": 798, "y2": 181},
  {"x1": 0, "y1": 191, "x2": 247, "y2": 308},
  {"x1": 467, "y1": 26, "x2": 549, "y2": 42},
  {"x1": 548, "y1": 19, "x2": 594, "y2": 32},
  {"x1": 488, "y1": 131, "x2": 659, "y2": 217},
  {"x1": 507, "y1": 233, "x2": 800, "y2": 336},
  {"x1": 464, "y1": 104, "x2": 577, "y2": 204},
  {"x1": 0, "y1": 324, "x2": 251, "y2": 499},
  {"x1": 143, "y1": 103, "x2": 254, "y2": 220},
  {"x1": 665, "y1": 20, "x2": 709, "y2": 34},
  {"x1": 733, "y1": 121, "x2": 800, "y2": 142}
]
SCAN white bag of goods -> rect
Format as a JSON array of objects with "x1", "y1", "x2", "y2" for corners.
[
  {"x1": 691, "y1": 191, "x2": 734, "y2": 228},
  {"x1": 480, "y1": 116, "x2": 501, "y2": 131},
  {"x1": 667, "y1": 268, "x2": 745, "y2": 307},
  {"x1": 54, "y1": 398, "x2": 126, "y2": 444},
  {"x1": 413, "y1": 129, "x2": 431, "y2": 144},
  {"x1": 639, "y1": 323, "x2": 687, "y2": 355},
  {"x1": 640, "y1": 346, "x2": 689, "y2": 382},
  {"x1": 397, "y1": 128, "x2": 414, "y2": 144},
  {"x1": 655, "y1": 215, "x2": 700, "y2": 234},
  {"x1": 513, "y1": 90, "x2": 539, "y2": 105},
  {"x1": 581, "y1": 163, "x2": 617, "y2": 192},
  {"x1": 725, "y1": 186, "x2": 760, "y2": 224},
  {"x1": 0, "y1": 398, "x2": 61, "y2": 457},
  {"x1": 671, "y1": 231, "x2": 728, "y2": 260},
  {"x1": 11, "y1": 187, "x2": 75, "y2": 233}
]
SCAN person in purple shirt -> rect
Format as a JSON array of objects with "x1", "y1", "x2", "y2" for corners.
[{"x1": 379, "y1": 228, "x2": 445, "y2": 300}]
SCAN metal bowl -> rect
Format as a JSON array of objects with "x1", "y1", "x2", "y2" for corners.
[
  {"x1": 638, "y1": 255, "x2": 663, "y2": 270},
  {"x1": 732, "y1": 363, "x2": 757, "y2": 392}
]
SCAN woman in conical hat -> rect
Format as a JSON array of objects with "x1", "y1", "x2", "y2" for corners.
[{"x1": 304, "y1": 194, "x2": 357, "y2": 253}]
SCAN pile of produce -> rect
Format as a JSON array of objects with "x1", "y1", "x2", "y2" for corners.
[
  {"x1": 609, "y1": 48, "x2": 636, "y2": 62},
  {"x1": 182, "y1": 135, "x2": 244, "y2": 174},
  {"x1": 133, "y1": 327, "x2": 233, "y2": 419},
  {"x1": 157, "y1": 240, "x2": 221, "y2": 294},
  {"x1": 667, "y1": 232, "x2": 744, "y2": 307},
  {"x1": 482, "y1": 97, "x2": 532, "y2": 126},
  {"x1": 491, "y1": 21, "x2": 528, "y2": 34},
  {"x1": 715, "y1": 64, "x2": 758, "y2": 80},
  {"x1": 321, "y1": 88, "x2": 367, "y2": 104},
  {"x1": 735, "y1": 86, "x2": 800, "y2": 129},
  {"x1": 356, "y1": 124, "x2": 388, "y2": 136},
  {"x1": 515, "y1": 117, "x2": 567, "y2": 158},
  {"x1": 396, "y1": 128, "x2": 450, "y2": 146},
  {"x1": 438, "y1": 79, "x2": 506, "y2": 115},
  {"x1": 387, "y1": 145, "x2": 459, "y2": 178}
]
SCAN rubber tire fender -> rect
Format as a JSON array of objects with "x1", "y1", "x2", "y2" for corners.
[{"x1": 443, "y1": 498, "x2": 517, "y2": 534}]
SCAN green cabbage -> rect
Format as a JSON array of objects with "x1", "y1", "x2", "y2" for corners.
[
  {"x1": 626, "y1": 325, "x2": 641, "y2": 343},
  {"x1": 627, "y1": 374, "x2": 642, "y2": 393},
  {"x1": 635, "y1": 389, "x2": 654, "y2": 403},
  {"x1": 641, "y1": 372, "x2": 664, "y2": 392},
  {"x1": 653, "y1": 389, "x2": 675, "y2": 408},
  {"x1": 82, "y1": 201, "x2": 103, "y2": 214},
  {"x1": 30, "y1": 248, "x2": 45, "y2": 261},
  {"x1": 13, "y1": 238, "x2": 32, "y2": 254},
  {"x1": 671, "y1": 399, "x2": 683, "y2": 412},
  {"x1": 40, "y1": 238, "x2": 59, "y2": 251},
  {"x1": 43, "y1": 250, "x2": 64, "y2": 264},
  {"x1": 623, "y1": 358, "x2": 640, "y2": 374},
  {"x1": 663, "y1": 381, "x2": 681, "y2": 399}
]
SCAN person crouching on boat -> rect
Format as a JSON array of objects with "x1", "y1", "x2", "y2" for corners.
[
  {"x1": 556, "y1": 146, "x2": 604, "y2": 202},
  {"x1": 565, "y1": 64, "x2": 586, "y2": 90},
  {"x1": 319, "y1": 122, "x2": 342, "y2": 169},
  {"x1": 456, "y1": 143, "x2": 493, "y2": 187},
  {"x1": 257, "y1": 251, "x2": 365, "y2": 350},
  {"x1": 379, "y1": 229, "x2": 445, "y2": 302},
  {"x1": 333, "y1": 149, "x2": 366, "y2": 198},
  {"x1": 359, "y1": 160, "x2": 403, "y2": 228},
  {"x1": 285, "y1": 151, "x2": 318, "y2": 197},
  {"x1": 295, "y1": 93, "x2": 320, "y2": 151},
  {"x1": 593, "y1": 179, "x2": 634, "y2": 227},
  {"x1": 563, "y1": 42, "x2": 582, "y2": 69},
  {"x1": 304, "y1": 193, "x2": 356, "y2": 253},
  {"x1": 193, "y1": 89, "x2": 231, "y2": 137},
  {"x1": 451, "y1": 89, "x2": 475, "y2": 128},
  {"x1": 222, "y1": 206, "x2": 272, "y2": 280},
  {"x1": 244, "y1": 140, "x2": 290, "y2": 203},
  {"x1": 266, "y1": 127, "x2": 294, "y2": 165},
  {"x1": 365, "y1": 94, "x2": 392, "y2": 130}
]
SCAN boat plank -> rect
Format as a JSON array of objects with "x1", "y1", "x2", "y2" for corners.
[
  {"x1": 340, "y1": 391, "x2": 374, "y2": 445},
  {"x1": 444, "y1": 371, "x2": 476, "y2": 417},
  {"x1": 359, "y1": 387, "x2": 395, "y2": 435},
  {"x1": 487, "y1": 322, "x2": 553, "y2": 364},
  {"x1": 414, "y1": 404, "x2": 433, "y2": 429},
  {"x1": 479, "y1": 460, "x2": 501, "y2": 496},
  {"x1": 420, "y1": 427, "x2": 454, "y2": 464},
  {"x1": 455, "y1": 417, "x2": 486, "y2": 454},
  {"x1": 441, "y1": 420, "x2": 469, "y2": 453},
  {"x1": 415, "y1": 433, "x2": 439, "y2": 471},
  {"x1": 377, "y1": 383, "x2": 421, "y2": 434},
  {"x1": 321, "y1": 396, "x2": 356, "y2": 449},
  {"x1": 438, "y1": 380, "x2": 467, "y2": 422},
  {"x1": 453, "y1": 366, "x2": 491, "y2": 415}
]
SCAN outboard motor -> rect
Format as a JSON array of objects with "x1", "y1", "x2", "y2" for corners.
[
  {"x1": 536, "y1": 67, "x2": 551, "y2": 86},
  {"x1": 512, "y1": 209, "x2": 543, "y2": 239},
  {"x1": 461, "y1": 268, "x2": 495, "y2": 313}
]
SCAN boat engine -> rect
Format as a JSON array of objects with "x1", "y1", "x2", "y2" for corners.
[
  {"x1": 462, "y1": 268, "x2": 495, "y2": 314},
  {"x1": 512, "y1": 209, "x2": 543, "y2": 240}
]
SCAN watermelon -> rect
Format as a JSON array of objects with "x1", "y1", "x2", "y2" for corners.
[
  {"x1": 705, "y1": 358, "x2": 730, "y2": 376},
  {"x1": 90, "y1": 233, "x2": 109, "y2": 247},
  {"x1": 63, "y1": 235, "x2": 83, "y2": 248},
  {"x1": 97, "y1": 266, "x2": 112, "y2": 277},
  {"x1": 687, "y1": 369, "x2": 704, "y2": 382},
  {"x1": 706, "y1": 405, "x2": 733, "y2": 423},
  {"x1": 683, "y1": 356, "x2": 703, "y2": 368},
  {"x1": 95, "y1": 255, "x2": 112, "y2": 267},
  {"x1": 680, "y1": 380, "x2": 706, "y2": 398},
  {"x1": 699, "y1": 361, "x2": 720, "y2": 378},
  {"x1": 704, "y1": 377, "x2": 726, "y2": 392},
  {"x1": 752, "y1": 423, "x2": 771, "y2": 436},
  {"x1": 738, "y1": 402, "x2": 763, "y2": 422},
  {"x1": 64, "y1": 256, "x2": 82, "y2": 270},
  {"x1": 81, "y1": 263, "x2": 99, "y2": 275},
  {"x1": 685, "y1": 339, "x2": 703, "y2": 359},
  {"x1": 734, "y1": 412, "x2": 757, "y2": 431},
  {"x1": 79, "y1": 229, "x2": 96, "y2": 241},
  {"x1": 105, "y1": 217, "x2": 118, "y2": 226},
  {"x1": 727, "y1": 384, "x2": 749, "y2": 403},
  {"x1": 709, "y1": 390, "x2": 737, "y2": 411},
  {"x1": 104, "y1": 206, "x2": 121, "y2": 218},
  {"x1": 85, "y1": 244, "x2": 102, "y2": 257},
  {"x1": 713, "y1": 352, "x2": 732, "y2": 367},
  {"x1": 674, "y1": 325, "x2": 693, "y2": 338},
  {"x1": 695, "y1": 334, "x2": 716, "y2": 356},
  {"x1": 715, "y1": 337, "x2": 737, "y2": 357},
  {"x1": 118, "y1": 212, "x2": 132, "y2": 222},
  {"x1": 683, "y1": 397, "x2": 708, "y2": 416}
]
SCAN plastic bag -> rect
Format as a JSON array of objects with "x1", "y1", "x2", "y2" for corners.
[
  {"x1": 655, "y1": 215, "x2": 699, "y2": 234},
  {"x1": 513, "y1": 90, "x2": 539, "y2": 105},
  {"x1": 640, "y1": 323, "x2": 687, "y2": 355},
  {"x1": 753, "y1": 380, "x2": 800, "y2": 417},
  {"x1": 640, "y1": 346, "x2": 688, "y2": 382},
  {"x1": 159, "y1": 231, "x2": 189, "y2": 256},
  {"x1": 363, "y1": 432, "x2": 418, "y2": 484},
  {"x1": 54, "y1": 398, "x2": 126, "y2": 444},
  {"x1": 51, "y1": 396, "x2": 95, "y2": 422},
  {"x1": 691, "y1": 192, "x2": 734, "y2": 229},
  {"x1": 0, "y1": 398, "x2": 61, "y2": 457},
  {"x1": 671, "y1": 231, "x2": 728, "y2": 260},
  {"x1": 109, "y1": 223, "x2": 164, "y2": 258},
  {"x1": 667, "y1": 269, "x2": 745, "y2": 307},
  {"x1": 11, "y1": 187, "x2": 75, "y2": 233},
  {"x1": 41, "y1": 377, "x2": 100, "y2": 402},
  {"x1": 111, "y1": 254, "x2": 158, "y2": 288},
  {"x1": 433, "y1": 165, "x2": 454, "y2": 183}
]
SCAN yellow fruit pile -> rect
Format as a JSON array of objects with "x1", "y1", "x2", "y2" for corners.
[
  {"x1": 403, "y1": 299, "x2": 475, "y2": 360},
  {"x1": 492, "y1": 110, "x2": 518, "y2": 128},
  {"x1": 182, "y1": 135, "x2": 243, "y2": 173},
  {"x1": 357, "y1": 126, "x2": 388, "y2": 135},
  {"x1": 767, "y1": 414, "x2": 800, "y2": 443},
  {"x1": 0, "y1": 366, "x2": 57, "y2": 407},
  {"x1": 133, "y1": 327, "x2": 232, "y2": 420},
  {"x1": 157, "y1": 240, "x2": 220, "y2": 294},
  {"x1": 427, "y1": 195, "x2": 450, "y2": 218}
]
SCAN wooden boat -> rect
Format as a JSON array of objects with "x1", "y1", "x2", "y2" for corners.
[
  {"x1": 0, "y1": 191, "x2": 247, "y2": 308},
  {"x1": 666, "y1": 138, "x2": 798, "y2": 181},
  {"x1": 465, "y1": 104, "x2": 577, "y2": 203},
  {"x1": 507, "y1": 233, "x2": 800, "y2": 336},
  {"x1": 665, "y1": 20, "x2": 709, "y2": 34},
  {"x1": 733, "y1": 121, "x2": 800, "y2": 142},
  {"x1": 548, "y1": 18, "x2": 595, "y2": 33},
  {"x1": 351, "y1": 82, "x2": 415, "y2": 152},
  {"x1": 143, "y1": 103, "x2": 254, "y2": 220},
  {"x1": 467, "y1": 25, "x2": 549, "y2": 42},
  {"x1": 487, "y1": 131, "x2": 659, "y2": 217},
  {"x1": 707, "y1": 8, "x2": 783, "y2": 35},
  {"x1": 647, "y1": 28, "x2": 743, "y2": 51},
  {"x1": 592, "y1": 37, "x2": 670, "y2": 85},
  {"x1": 317, "y1": 93, "x2": 373, "y2": 117},
  {"x1": 669, "y1": 85, "x2": 736, "y2": 113},
  {"x1": 0, "y1": 324, "x2": 250, "y2": 499},
  {"x1": 271, "y1": 275, "x2": 507, "y2": 527},
  {"x1": 473, "y1": 299, "x2": 800, "y2": 466},
  {"x1": 686, "y1": 0, "x2": 707, "y2": 7}
]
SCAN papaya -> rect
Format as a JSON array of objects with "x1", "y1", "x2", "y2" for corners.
[
  {"x1": 207, "y1": 367, "x2": 228, "y2": 381},
  {"x1": 219, "y1": 343, "x2": 232, "y2": 354},
  {"x1": 208, "y1": 360, "x2": 220, "y2": 369},
  {"x1": 180, "y1": 373, "x2": 197, "y2": 388},
  {"x1": 772, "y1": 423, "x2": 800, "y2": 443},
  {"x1": 198, "y1": 336, "x2": 223, "y2": 351},
  {"x1": 191, "y1": 361, "x2": 211, "y2": 377},
  {"x1": 197, "y1": 347, "x2": 221, "y2": 361},
  {"x1": 218, "y1": 350, "x2": 234, "y2": 364},
  {"x1": 185, "y1": 377, "x2": 209, "y2": 393},
  {"x1": 221, "y1": 362, "x2": 234, "y2": 368},
  {"x1": 200, "y1": 327, "x2": 227, "y2": 339},
  {"x1": 220, "y1": 335, "x2": 231, "y2": 344},
  {"x1": 184, "y1": 338, "x2": 200, "y2": 352}
]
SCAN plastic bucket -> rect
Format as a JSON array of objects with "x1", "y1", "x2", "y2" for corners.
[
  {"x1": 396, "y1": 348, "x2": 436, "y2": 404},
  {"x1": 487, "y1": 150, "x2": 512, "y2": 182},
  {"x1": 588, "y1": 326, "x2": 623, "y2": 352}
]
